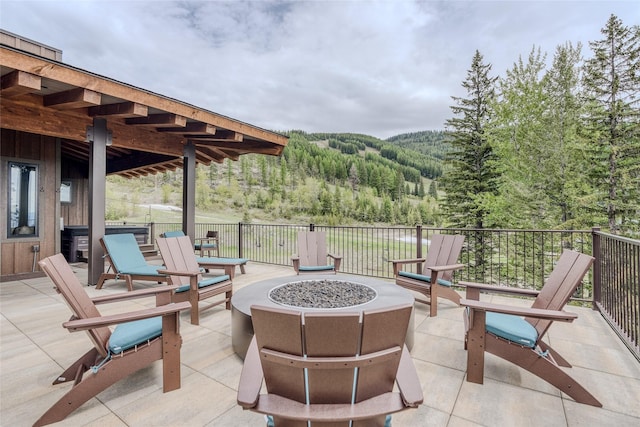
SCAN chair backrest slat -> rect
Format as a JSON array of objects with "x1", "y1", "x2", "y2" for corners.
[
  {"x1": 529, "y1": 250, "x2": 594, "y2": 336},
  {"x1": 38, "y1": 254, "x2": 110, "y2": 356},
  {"x1": 156, "y1": 236, "x2": 202, "y2": 286},
  {"x1": 424, "y1": 234, "x2": 465, "y2": 281},
  {"x1": 298, "y1": 231, "x2": 328, "y2": 267}
]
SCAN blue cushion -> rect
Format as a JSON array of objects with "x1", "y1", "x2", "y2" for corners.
[
  {"x1": 122, "y1": 264, "x2": 166, "y2": 276},
  {"x1": 299, "y1": 265, "x2": 335, "y2": 271},
  {"x1": 485, "y1": 312, "x2": 538, "y2": 348},
  {"x1": 102, "y1": 234, "x2": 149, "y2": 272},
  {"x1": 175, "y1": 274, "x2": 231, "y2": 293},
  {"x1": 196, "y1": 256, "x2": 248, "y2": 265},
  {"x1": 163, "y1": 230, "x2": 185, "y2": 238},
  {"x1": 108, "y1": 317, "x2": 162, "y2": 354},
  {"x1": 194, "y1": 243, "x2": 217, "y2": 249},
  {"x1": 398, "y1": 271, "x2": 452, "y2": 287}
]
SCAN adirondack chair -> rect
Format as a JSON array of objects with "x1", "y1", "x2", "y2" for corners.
[
  {"x1": 156, "y1": 236, "x2": 233, "y2": 325},
  {"x1": 97, "y1": 233, "x2": 168, "y2": 291},
  {"x1": 35, "y1": 253, "x2": 190, "y2": 426},
  {"x1": 163, "y1": 230, "x2": 220, "y2": 257},
  {"x1": 237, "y1": 303, "x2": 423, "y2": 426},
  {"x1": 195, "y1": 230, "x2": 220, "y2": 257},
  {"x1": 162, "y1": 230, "x2": 247, "y2": 277},
  {"x1": 391, "y1": 234, "x2": 465, "y2": 317},
  {"x1": 291, "y1": 231, "x2": 342, "y2": 274},
  {"x1": 461, "y1": 249, "x2": 601, "y2": 407}
]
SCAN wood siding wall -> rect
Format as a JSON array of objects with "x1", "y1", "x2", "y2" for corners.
[{"x1": 1, "y1": 130, "x2": 88, "y2": 275}]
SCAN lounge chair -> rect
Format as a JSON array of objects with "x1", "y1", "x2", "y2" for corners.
[
  {"x1": 391, "y1": 233, "x2": 465, "y2": 316},
  {"x1": 461, "y1": 249, "x2": 601, "y2": 406},
  {"x1": 34, "y1": 253, "x2": 190, "y2": 426},
  {"x1": 237, "y1": 303, "x2": 423, "y2": 425},
  {"x1": 97, "y1": 233, "x2": 168, "y2": 291},
  {"x1": 161, "y1": 230, "x2": 248, "y2": 278},
  {"x1": 291, "y1": 231, "x2": 342, "y2": 274},
  {"x1": 156, "y1": 236, "x2": 233, "y2": 325}
]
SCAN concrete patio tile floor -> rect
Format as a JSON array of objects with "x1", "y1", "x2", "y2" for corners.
[{"x1": 1, "y1": 262, "x2": 639, "y2": 426}]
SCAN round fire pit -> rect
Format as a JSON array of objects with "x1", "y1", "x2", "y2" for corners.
[
  {"x1": 268, "y1": 279, "x2": 377, "y2": 308},
  {"x1": 231, "y1": 273, "x2": 414, "y2": 359}
]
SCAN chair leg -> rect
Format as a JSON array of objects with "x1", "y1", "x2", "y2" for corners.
[
  {"x1": 486, "y1": 335, "x2": 601, "y2": 407},
  {"x1": 34, "y1": 342, "x2": 164, "y2": 426},
  {"x1": 465, "y1": 309, "x2": 486, "y2": 384},
  {"x1": 437, "y1": 284, "x2": 461, "y2": 306},
  {"x1": 52, "y1": 348, "x2": 101, "y2": 385},
  {"x1": 96, "y1": 273, "x2": 116, "y2": 290}
]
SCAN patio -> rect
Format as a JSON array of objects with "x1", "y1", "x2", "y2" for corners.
[{"x1": 1, "y1": 262, "x2": 639, "y2": 426}]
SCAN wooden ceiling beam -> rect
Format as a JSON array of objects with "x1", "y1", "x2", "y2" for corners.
[
  {"x1": 188, "y1": 130, "x2": 243, "y2": 142},
  {"x1": 44, "y1": 87, "x2": 101, "y2": 109},
  {"x1": 1, "y1": 96, "x2": 186, "y2": 157},
  {"x1": 158, "y1": 122, "x2": 216, "y2": 135},
  {"x1": 88, "y1": 101, "x2": 148, "y2": 118},
  {"x1": 125, "y1": 113, "x2": 186, "y2": 127},
  {"x1": 1, "y1": 70, "x2": 41, "y2": 98}
]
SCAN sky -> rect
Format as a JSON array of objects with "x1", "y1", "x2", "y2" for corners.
[{"x1": 1, "y1": 1, "x2": 638, "y2": 140}]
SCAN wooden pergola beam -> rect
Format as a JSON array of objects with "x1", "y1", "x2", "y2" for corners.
[
  {"x1": 1, "y1": 70, "x2": 41, "y2": 97},
  {"x1": 44, "y1": 87, "x2": 101, "y2": 109}
]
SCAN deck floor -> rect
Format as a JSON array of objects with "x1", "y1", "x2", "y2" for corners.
[{"x1": 1, "y1": 262, "x2": 639, "y2": 426}]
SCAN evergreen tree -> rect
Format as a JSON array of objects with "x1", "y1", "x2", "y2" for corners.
[
  {"x1": 441, "y1": 50, "x2": 500, "y2": 228},
  {"x1": 582, "y1": 15, "x2": 640, "y2": 234}
]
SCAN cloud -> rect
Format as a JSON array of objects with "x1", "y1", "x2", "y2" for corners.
[{"x1": 2, "y1": 0, "x2": 638, "y2": 139}]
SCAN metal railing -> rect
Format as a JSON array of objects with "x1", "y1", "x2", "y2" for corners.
[
  {"x1": 107, "y1": 221, "x2": 639, "y2": 360},
  {"x1": 593, "y1": 228, "x2": 640, "y2": 361}
]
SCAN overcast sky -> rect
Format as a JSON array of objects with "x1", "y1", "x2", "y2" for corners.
[{"x1": 1, "y1": 1, "x2": 638, "y2": 139}]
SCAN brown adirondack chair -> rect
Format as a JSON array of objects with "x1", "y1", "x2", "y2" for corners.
[
  {"x1": 391, "y1": 234, "x2": 465, "y2": 317},
  {"x1": 156, "y1": 236, "x2": 233, "y2": 325},
  {"x1": 97, "y1": 233, "x2": 168, "y2": 291},
  {"x1": 237, "y1": 303, "x2": 423, "y2": 426},
  {"x1": 291, "y1": 231, "x2": 342, "y2": 274},
  {"x1": 461, "y1": 249, "x2": 601, "y2": 407},
  {"x1": 35, "y1": 253, "x2": 190, "y2": 426}
]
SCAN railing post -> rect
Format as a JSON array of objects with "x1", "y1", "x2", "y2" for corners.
[
  {"x1": 238, "y1": 222, "x2": 243, "y2": 258},
  {"x1": 309, "y1": 223, "x2": 314, "y2": 232},
  {"x1": 592, "y1": 227, "x2": 601, "y2": 311},
  {"x1": 149, "y1": 222, "x2": 155, "y2": 245},
  {"x1": 416, "y1": 225, "x2": 423, "y2": 274}
]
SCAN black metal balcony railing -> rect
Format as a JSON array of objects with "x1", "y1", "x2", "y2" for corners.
[{"x1": 108, "y1": 221, "x2": 639, "y2": 361}]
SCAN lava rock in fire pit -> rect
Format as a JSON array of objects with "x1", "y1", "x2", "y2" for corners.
[{"x1": 269, "y1": 279, "x2": 377, "y2": 308}]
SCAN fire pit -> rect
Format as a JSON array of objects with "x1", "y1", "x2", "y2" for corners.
[
  {"x1": 268, "y1": 279, "x2": 377, "y2": 308},
  {"x1": 231, "y1": 273, "x2": 414, "y2": 359}
]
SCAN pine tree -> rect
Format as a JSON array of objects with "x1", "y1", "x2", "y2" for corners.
[
  {"x1": 441, "y1": 50, "x2": 500, "y2": 228},
  {"x1": 582, "y1": 15, "x2": 640, "y2": 234}
]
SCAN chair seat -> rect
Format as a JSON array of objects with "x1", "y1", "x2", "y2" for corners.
[
  {"x1": 298, "y1": 265, "x2": 335, "y2": 272},
  {"x1": 398, "y1": 271, "x2": 452, "y2": 287},
  {"x1": 194, "y1": 243, "x2": 217, "y2": 249},
  {"x1": 175, "y1": 274, "x2": 231, "y2": 293},
  {"x1": 108, "y1": 317, "x2": 162, "y2": 354},
  {"x1": 120, "y1": 265, "x2": 166, "y2": 276},
  {"x1": 196, "y1": 257, "x2": 248, "y2": 265},
  {"x1": 485, "y1": 312, "x2": 538, "y2": 348}
]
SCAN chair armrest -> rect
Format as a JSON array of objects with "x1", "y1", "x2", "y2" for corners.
[
  {"x1": 461, "y1": 281, "x2": 540, "y2": 300},
  {"x1": 91, "y1": 285, "x2": 182, "y2": 305},
  {"x1": 391, "y1": 258, "x2": 426, "y2": 276},
  {"x1": 429, "y1": 263, "x2": 465, "y2": 272},
  {"x1": 237, "y1": 337, "x2": 264, "y2": 409},
  {"x1": 327, "y1": 253, "x2": 341, "y2": 261},
  {"x1": 194, "y1": 237, "x2": 217, "y2": 244},
  {"x1": 460, "y1": 299, "x2": 578, "y2": 322},
  {"x1": 395, "y1": 345, "x2": 424, "y2": 407},
  {"x1": 327, "y1": 253, "x2": 342, "y2": 271},
  {"x1": 63, "y1": 301, "x2": 192, "y2": 331},
  {"x1": 157, "y1": 269, "x2": 200, "y2": 277}
]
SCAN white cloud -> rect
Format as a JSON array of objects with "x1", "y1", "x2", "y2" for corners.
[{"x1": 2, "y1": 0, "x2": 638, "y2": 139}]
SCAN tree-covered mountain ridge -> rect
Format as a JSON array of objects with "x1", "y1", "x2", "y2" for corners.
[{"x1": 107, "y1": 130, "x2": 447, "y2": 227}]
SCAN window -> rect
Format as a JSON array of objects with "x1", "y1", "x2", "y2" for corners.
[{"x1": 8, "y1": 162, "x2": 38, "y2": 237}]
